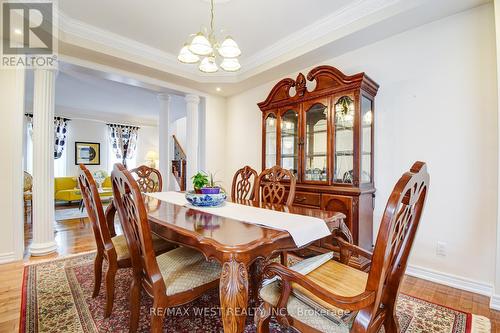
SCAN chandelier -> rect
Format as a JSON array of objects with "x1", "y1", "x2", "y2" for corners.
[{"x1": 177, "y1": 0, "x2": 241, "y2": 73}]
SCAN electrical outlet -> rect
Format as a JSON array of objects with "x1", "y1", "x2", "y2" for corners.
[{"x1": 436, "y1": 241, "x2": 447, "y2": 257}]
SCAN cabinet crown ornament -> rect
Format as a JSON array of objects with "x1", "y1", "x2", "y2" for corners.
[{"x1": 257, "y1": 65, "x2": 379, "y2": 111}]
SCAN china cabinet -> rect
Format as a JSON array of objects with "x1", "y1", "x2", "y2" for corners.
[{"x1": 258, "y1": 65, "x2": 379, "y2": 250}]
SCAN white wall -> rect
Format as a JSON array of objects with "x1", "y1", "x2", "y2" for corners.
[
  {"x1": 204, "y1": 95, "x2": 227, "y2": 185},
  {"x1": 0, "y1": 69, "x2": 25, "y2": 262},
  {"x1": 136, "y1": 125, "x2": 159, "y2": 166},
  {"x1": 226, "y1": 4, "x2": 498, "y2": 285},
  {"x1": 62, "y1": 118, "x2": 159, "y2": 176},
  {"x1": 65, "y1": 119, "x2": 109, "y2": 176}
]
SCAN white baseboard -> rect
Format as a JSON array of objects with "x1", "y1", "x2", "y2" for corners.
[
  {"x1": 489, "y1": 294, "x2": 500, "y2": 310},
  {"x1": 406, "y1": 264, "x2": 494, "y2": 297},
  {"x1": 0, "y1": 252, "x2": 16, "y2": 264}
]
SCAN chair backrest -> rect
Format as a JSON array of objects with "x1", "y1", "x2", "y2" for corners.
[
  {"x1": 23, "y1": 171, "x2": 32, "y2": 192},
  {"x1": 77, "y1": 164, "x2": 113, "y2": 254},
  {"x1": 231, "y1": 165, "x2": 258, "y2": 201},
  {"x1": 254, "y1": 165, "x2": 296, "y2": 206},
  {"x1": 129, "y1": 165, "x2": 163, "y2": 193},
  {"x1": 111, "y1": 163, "x2": 164, "y2": 291},
  {"x1": 361, "y1": 162, "x2": 429, "y2": 328}
]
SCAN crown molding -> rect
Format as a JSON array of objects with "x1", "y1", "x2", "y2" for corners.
[
  {"x1": 241, "y1": 0, "x2": 402, "y2": 77},
  {"x1": 55, "y1": 0, "x2": 410, "y2": 83}
]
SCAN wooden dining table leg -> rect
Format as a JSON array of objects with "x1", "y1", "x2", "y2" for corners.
[{"x1": 219, "y1": 254, "x2": 249, "y2": 333}]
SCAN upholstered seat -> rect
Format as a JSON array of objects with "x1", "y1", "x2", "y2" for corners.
[
  {"x1": 261, "y1": 282, "x2": 354, "y2": 333},
  {"x1": 156, "y1": 247, "x2": 221, "y2": 296},
  {"x1": 260, "y1": 260, "x2": 367, "y2": 332},
  {"x1": 111, "y1": 234, "x2": 175, "y2": 261}
]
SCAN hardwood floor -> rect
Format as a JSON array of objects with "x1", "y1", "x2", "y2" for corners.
[{"x1": 1, "y1": 205, "x2": 499, "y2": 332}]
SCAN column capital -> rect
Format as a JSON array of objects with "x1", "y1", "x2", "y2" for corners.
[
  {"x1": 185, "y1": 94, "x2": 200, "y2": 105},
  {"x1": 157, "y1": 93, "x2": 172, "y2": 102},
  {"x1": 33, "y1": 66, "x2": 59, "y2": 75}
]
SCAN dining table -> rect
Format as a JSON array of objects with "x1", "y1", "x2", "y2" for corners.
[{"x1": 128, "y1": 194, "x2": 348, "y2": 333}]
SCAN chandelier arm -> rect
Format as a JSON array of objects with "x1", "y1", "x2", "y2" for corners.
[{"x1": 210, "y1": 0, "x2": 215, "y2": 35}]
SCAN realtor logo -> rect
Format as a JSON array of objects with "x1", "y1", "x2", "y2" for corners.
[{"x1": 1, "y1": 1, "x2": 57, "y2": 68}]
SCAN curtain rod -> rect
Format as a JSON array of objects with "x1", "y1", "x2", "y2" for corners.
[
  {"x1": 106, "y1": 123, "x2": 140, "y2": 129},
  {"x1": 24, "y1": 113, "x2": 71, "y2": 121}
]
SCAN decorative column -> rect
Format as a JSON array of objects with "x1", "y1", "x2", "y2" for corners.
[
  {"x1": 158, "y1": 93, "x2": 172, "y2": 190},
  {"x1": 185, "y1": 94, "x2": 200, "y2": 190},
  {"x1": 30, "y1": 68, "x2": 57, "y2": 256}
]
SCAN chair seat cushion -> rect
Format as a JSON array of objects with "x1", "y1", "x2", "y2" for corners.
[
  {"x1": 260, "y1": 259, "x2": 367, "y2": 332},
  {"x1": 260, "y1": 281, "x2": 352, "y2": 333},
  {"x1": 292, "y1": 260, "x2": 368, "y2": 312},
  {"x1": 111, "y1": 234, "x2": 174, "y2": 261},
  {"x1": 156, "y1": 247, "x2": 221, "y2": 296}
]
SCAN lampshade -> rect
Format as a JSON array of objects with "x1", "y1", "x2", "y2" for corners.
[
  {"x1": 189, "y1": 33, "x2": 213, "y2": 56},
  {"x1": 218, "y1": 36, "x2": 241, "y2": 58},
  {"x1": 145, "y1": 151, "x2": 158, "y2": 160},
  {"x1": 177, "y1": 44, "x2": 200, "y2": 64},
  {"x1": 220, "y1": 58, "x2": 241, "y2": 72},
  {"x1": 199, "y1": 56, "x2": 218, "y2": 73}
]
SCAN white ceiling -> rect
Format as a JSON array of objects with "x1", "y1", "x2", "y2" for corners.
[
  {"x1": 25, "y1": 69, "x2": 187, "y2": 125},
  {"x1": 55, "y1": 0, "x2": 491, "y2": 95},
  {"x1": 59, "y1": 0, "x2": 351, "y2": 61}
]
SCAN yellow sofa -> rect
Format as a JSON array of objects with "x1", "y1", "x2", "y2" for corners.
[{"x1": 54, "y1": 176, "x2": 113, "y2": 202}]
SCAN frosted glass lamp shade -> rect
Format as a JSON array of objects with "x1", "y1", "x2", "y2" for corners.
[
  {"x1": 199, "y1": 56, "x2": 218, "y2": 73},
  {"x1": 189, "y1": 33, "x2": 213, "y2": 56},
  {"x1": 220, "y1": 57, "x2": 241, "y2": 72},
  {"x1": 178, "y1": 44, "x2": 200, "y2": 64},
  {"x1": 218, "y1": 36, "x2": 241, "y2": 58}
]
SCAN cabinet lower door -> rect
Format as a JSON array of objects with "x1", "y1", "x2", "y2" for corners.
[{"x1": 321, "y1": 194, "x2": 356, "y2": 246}]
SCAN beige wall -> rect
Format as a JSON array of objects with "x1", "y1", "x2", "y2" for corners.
[{"x1": 225, "y1": 4, "x2": 498, "y2": 286}]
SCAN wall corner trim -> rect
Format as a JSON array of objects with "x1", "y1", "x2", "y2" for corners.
[
  {"x1": 406, "y1": 265, "x2": 494, "y2": 297},
  {"x1": 490, "y1": 294, "x2": 500, "y2": 310}
]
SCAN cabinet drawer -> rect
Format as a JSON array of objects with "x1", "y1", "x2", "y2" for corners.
[{"x1": 293, "y1": 192, "x2": 321, "y2": 207}]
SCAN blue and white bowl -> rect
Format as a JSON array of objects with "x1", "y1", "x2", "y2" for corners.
[{"x1": 185, "y1": 191, "x2": 227, "y2": 207}]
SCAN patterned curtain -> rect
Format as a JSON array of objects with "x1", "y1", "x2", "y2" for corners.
[
  {"x1": 25, "y1": 114, "x2": 70, "y2": 159},
  {"x1": 25, "y1": 114, "x2": 33, "y2": 138},
  {"x1": 54, "y1": 117, "x2": 69, "y2": 159},
  {"x1": 107, "y1": 123, "x2": 139, "y2": 168}
]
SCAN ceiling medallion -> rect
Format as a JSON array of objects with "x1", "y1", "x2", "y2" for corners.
[{"x1": 178, "y1": 0, "x2": 241, "y2": 73}]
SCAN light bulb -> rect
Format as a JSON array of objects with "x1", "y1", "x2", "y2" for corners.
[
  {"x1": 189, "y1": 32, "x2": 213, "y2": 56},
  {"x1": 177, "y1": 44, "x2": 200, "y2": 64},
  {"x1": 220, "y1": 58, "x2": 241, "y2": 72},
  {"x1": 218, "y1": 36, "x2": 241, "y2": 58},
  {"x1": 199, "y1": 56, "x2": 218, "y2": 73}
]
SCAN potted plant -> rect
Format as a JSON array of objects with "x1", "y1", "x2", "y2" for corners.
[
  {"x1": 201, "y1": 172, "x2": 222, "y2": 194},
  {"x1": 191, "y1": 172, "x2": 208, "y2": 194}
]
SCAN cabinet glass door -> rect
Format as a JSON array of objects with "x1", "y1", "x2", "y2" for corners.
[
  {"x1": 280, "y1": 109, "x2": 299, "y2": 177},
  {"x1": 334, "y1": 96, "x2": 355, "y2": 183},
  {"x1": 264, "y1": 114, "x2": 277, "y2": 169},
  {"x1": 361, "y1": 96, "x2": 373, "y2": 183},
  {"x1": 304, "y1": 103, "x2": 328, "y2": 182}
]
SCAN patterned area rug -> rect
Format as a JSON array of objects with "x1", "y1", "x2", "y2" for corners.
[{"x1": 19, "y1": 253, "x2": 491, "y2": 333}]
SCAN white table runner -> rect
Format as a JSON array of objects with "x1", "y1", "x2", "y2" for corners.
[{"x1": 145, "y1": 191, "x2": 331, "y2": 247}]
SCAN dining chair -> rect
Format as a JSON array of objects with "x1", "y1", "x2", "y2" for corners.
[
  {"x1": 254, "y1": 165, "x2": 297, "y2": 266},
  {"x1": 106, "y1": 165, "x2": 163, "y2": 237},
  {"x1": 23, "y1": 171, "x2": 32, "y2": 219},
  {"x1": 78, "y1": 164, "x2": 174, "y2": 318},
  {"x1": 130, "y1": 165, "x2": 163, "y2": 193},
  {"x1": 255, "y1": 161, "x2": 429, "y2": 333},
  {"x1": 231, "y1": 165, "x2": 258, "y2": 201},
  {"x1": 111, "y1": 163, "x2": 221, "y2": 333},
  {"x1": 254, "y1": 165, "x2": 297, "y2": 206}
]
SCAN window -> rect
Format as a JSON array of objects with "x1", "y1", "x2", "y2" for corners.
[{"x1": 107, "y1": 142, "x2": 137, "y2": 174}]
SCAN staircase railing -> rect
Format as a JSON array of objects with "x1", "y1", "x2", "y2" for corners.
[{"x1": 172, "y1": 135, "x2": 187, "y2": 191}]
